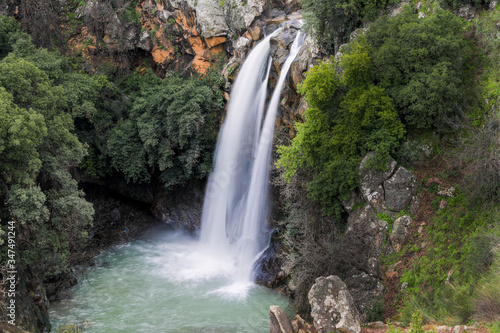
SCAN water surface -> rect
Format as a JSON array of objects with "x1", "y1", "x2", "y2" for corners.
[{"x1": 49, "y1": 227, "x2": 294, "y2": 332}]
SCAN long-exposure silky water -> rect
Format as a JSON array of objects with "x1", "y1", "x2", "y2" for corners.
[
  {"x1": 50, "y1": 29, "x2": 304, "y2": 332},
  {"x1": 200, "y1": 30, "x2": 305, "y2": 287}
]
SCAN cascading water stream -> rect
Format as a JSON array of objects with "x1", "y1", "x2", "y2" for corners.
[{"x1": 200, "y1": 30, "x2": 305, "y2": 284}]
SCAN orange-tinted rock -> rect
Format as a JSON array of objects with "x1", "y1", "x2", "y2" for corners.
[
  {"x1": 247, "y1": 24, "x2": 261, "y2": 40},
  {"x1": 152, "y1": 48, "x2": 172, "y2": 64},
  {"x1": 266, "y1": 16, "x2": 287, "y2": 25},
  {"x1": 189, "y1": 36, "x2": 205, "y2": 55},
  {"x1": 205, "y1": 36, "x2": 226, "y2": 48},
  {"x1": 192, "y1": 54, "x2": 211, "y2": 74},
  {"x1": 173, "y1": 9, "x2": 196, "y2": 32}
]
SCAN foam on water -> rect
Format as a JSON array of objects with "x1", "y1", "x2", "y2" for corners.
[{"x1": 50, "y1": 228, "x2": 294, "y2": 332}]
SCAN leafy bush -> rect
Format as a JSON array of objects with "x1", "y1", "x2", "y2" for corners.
[
  {"x1": 0, "y1": 37, "x2": 94, "y2": 277},
  {"x1": 100, "y1": 74, "x2": 222, "y2": 186},
  {"x1": 301, "y1": 0, "x2": 397, "y2": 53},
  {"x1": 277, "y1": 38, "x2": 404, "y2": 216},
  {"x1": 366, "y1": 7, "x2": 467, "y2": 130},
  {"x1": 0, "y1": 15, "x2": 22, "y2": 59}
]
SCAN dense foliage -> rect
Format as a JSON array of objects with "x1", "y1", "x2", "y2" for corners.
[
  {"x1": 278, "y1": 8, "x2": 468, "y2": 217},
  {"x1": 277, "y1": 37, "x2": 405, "y2": 216},
  {"x1": 301, "y1": 0, "x2": 397, "y2": 53},
  {"x1": 280, "y1": 3, "x2": 500, "y2": 327},
  {"x1": 367, "y1": 7, "x2": 467, "y2": 129},
  {"x1": 0, "y1": 15, "x2": 223, "y2": 278},
  {"x1": 0, "y1": 23, "x2": 95, "y2": 274}
]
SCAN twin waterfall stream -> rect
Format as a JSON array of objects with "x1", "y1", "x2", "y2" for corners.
[
  {"x1": 50, "y1": 30, "x2": 305, "y2": 332},
  {"x1": 200, "y1": 29, "x2": 305, "y2": 283}
]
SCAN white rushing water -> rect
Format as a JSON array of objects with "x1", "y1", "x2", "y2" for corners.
[
  {"x1": 200, "y1": 30, "x2": 305, "y2": 286},
  {"x1": 49, "y1": 228, "x2": 294, "y2": 332}
]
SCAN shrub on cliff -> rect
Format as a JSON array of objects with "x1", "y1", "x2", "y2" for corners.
[
  {"x1": 367, "y1": 7, "x2": 467, "y2": 130},
  {"x1": 301, "y1": 0, "x2": 397, "y2": 53},
  {"x1": 277, "y1": 38, "x2": 404, "y2": 216},
  {"x1": 98, "y1": 73, "x2": 223, "y2": 186},
  {"x1": 0, "y1": 36, "x2": 98, "y2": 276}
]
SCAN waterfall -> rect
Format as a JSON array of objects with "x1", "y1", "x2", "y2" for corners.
[{"x1": 200, "y1": 30, "x2": 305, "y2": 284}]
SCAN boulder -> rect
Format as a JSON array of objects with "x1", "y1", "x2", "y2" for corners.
[
  {"x1": 456, "y1": 5, "x2": 475, "y2": 21},
  {"x1": 359, "y1": 152, "x2": 397, "y2": 204},
  {"x1": 291, "y1": 314, "x2": 317, "y2": 333},
  {"x1": 344, "y1": 272, "x2": 384, "y2": 322},
  {"x1": 383, "y1": 167, "x2": 417, "y2": 212},
  {"x1": 308, "y1": 275, "x2": 361, "y2": 333},
  {"x1": 270, "y1": 305, "x2": 294, "y2": 333},
  {"x1": 389, "y1": 215, "x2": 413, "y2": 252},
  {"x1": 347, "y1": 205, "x2": 388, "y2": 259}
]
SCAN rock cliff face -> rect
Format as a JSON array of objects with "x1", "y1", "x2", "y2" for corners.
[
  {"x1": 339, "y1": 153, "x2": 419, "y2": 320},
  {"x1": 0, "y1": 267, "x2": 51, "y2": 333}
]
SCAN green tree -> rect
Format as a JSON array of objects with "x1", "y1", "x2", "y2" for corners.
[
  {"x1": 128, "y1": 75, "x2": 221, "y2": 186},
  {"x1": 301, "y1": 0, "x2": 396, "y2": 53},
  {"x1": 0, "y1": 47, "x2": 93, "y2": 276},
  {"x1": 0, "y1": 15, "x2": 23, "y2": 59},
  {"x1": 278, "y1": 40, "x2": 404, "y2": 216},
  {"x1": 367, "y1": 7, "x2": 467, "y2": 129},
  {"x1": 0, "y1": 87, "x2": 47, "y2": 184}
]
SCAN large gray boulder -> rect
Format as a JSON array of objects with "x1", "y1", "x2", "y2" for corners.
[
  {"x1": 359, "y1": 152, "x2": 397, "y2": 206},
  {"x1": 308, "y1": 275, "x2": 361, "y2": 333},
  {"x1": 389, "y1": 215, "x2": 413, "y2": 252},
  {"x1": 383, "y1": 167, "x2": 418, "y2": 212}
]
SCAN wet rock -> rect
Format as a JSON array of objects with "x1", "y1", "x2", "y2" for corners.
[
  {"x1": 270, "y1": 305, "x2": 294, "y2": 333},
  {"x1": 152, "y1": 181, "x2": 205, "y2": 234},
  {"x1": 389, "y1": 215, "x2": 413, "y2": 252},
  {"x1": 308, "y1": 275, "x2": 361, "y2": 333},
  {"x1": 255, "y1": 240, "x2": 286, "y2": 288},
  {"x1": 45, "y1": 271, "x2": 78, "y2": 302},
  {"x1": 383, "y1": 167, "x2": 417, "y2": 212}
]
